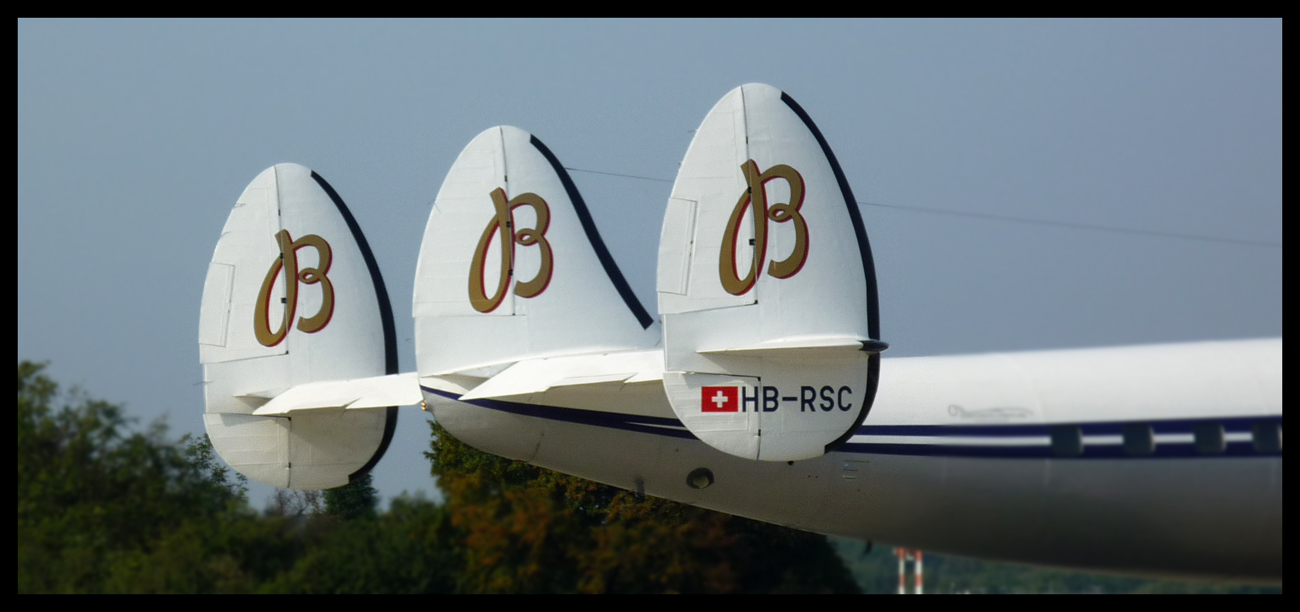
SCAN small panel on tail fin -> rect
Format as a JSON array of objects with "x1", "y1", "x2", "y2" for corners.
[
  {"x1": 200, "y1": 164, "x2": 400, "y2": 489},
  {"x1": 658, "y1": 84, "x2": 883, "y2": 462}
]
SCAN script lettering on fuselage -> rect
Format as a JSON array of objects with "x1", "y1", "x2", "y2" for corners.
[
  {"x1": 254, "y1": 229, "x2": 335, "y2": 347},
  {"x1": 469, "y1": 188, "x2": 554, "y2": 313},
  {"x1": 720, "y1": 160, "x2": 810, "y2": 295},
  {"x1": 700, "y1": 385, "x2": 853, "y2": 413}
]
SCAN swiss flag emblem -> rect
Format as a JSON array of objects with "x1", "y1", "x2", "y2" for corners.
[{"x1": 701, "y1": 386, "x2": 739, "y2": 412}]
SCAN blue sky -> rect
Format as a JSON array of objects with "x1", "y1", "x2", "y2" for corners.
[{"x1": 19, "y1": 19, "x2": 1281, "y2": 508}]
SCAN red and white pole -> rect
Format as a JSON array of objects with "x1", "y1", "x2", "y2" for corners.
[
  {"x1": 896, "y1": 548, "x2": 907, "y2": 594},
  {"x1": 894, "y1": 548, "x2": 925, "y2": 594},
  {"x1": 914, "y1": 550, "x2": 924, "y2": 595}
]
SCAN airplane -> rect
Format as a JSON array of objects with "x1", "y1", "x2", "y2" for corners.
[{"x1": 197, "y1": 83, "x2": 1281, "y2": 585}]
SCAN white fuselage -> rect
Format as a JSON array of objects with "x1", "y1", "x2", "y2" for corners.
[{"x1": 425, "y1": 338, "x2": 1282, "y2": 584}]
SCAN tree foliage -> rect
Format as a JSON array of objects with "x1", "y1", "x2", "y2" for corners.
[
  {"x1": 427, "y1": 420, "x2": 860, "y2": 593},
  {"x1": 16, "y1": 361, "x2": 454, "y2": 593},
  {"x1": 324, "y1": 472, "x2": 379, "y2": 522},
  {"x1": 16, "y1": 360, "x2": 857, "y2": 593},
  {"x1": 18, "y1": 361, "x2": 254, "y2": 592}
]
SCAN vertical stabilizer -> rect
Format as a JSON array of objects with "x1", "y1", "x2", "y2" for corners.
[
  {"x1": 414, "y1": 126, "x2": 659, "y2": 379},
  {"x1": 199, "y1": 164, "x2": 398, "y2": 489},
  {"x1": 657, "y1": 84, "x2": 883, "y2": 461}
]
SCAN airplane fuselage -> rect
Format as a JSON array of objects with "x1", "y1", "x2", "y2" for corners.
[{"x1": 426, "y1": 338, "x2": 1282, "y2": 584}]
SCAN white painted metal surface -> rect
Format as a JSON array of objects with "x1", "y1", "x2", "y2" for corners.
[
  {"x1": 413, "y1": 126, "x2": 659, "y2": 378},
  {"x1": 199, "y1": 164, "x2": 398, "y2": 489},
  {"x1": 251, "y1": 372, "x2": 421, "y2": 415},
  {"x1": 428, "y1": 337, "x2": 1282, "y2": 584},
  {"x1": 658, "y1": 84, "x2": 875, "y2": 462}
]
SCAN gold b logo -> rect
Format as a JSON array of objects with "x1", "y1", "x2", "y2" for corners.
[
  {"x1": 720, "y1": 160, "x2": 809, "y2": 295},
  {"x1": 254, "y1": 230, "x2": 336, "y2": 347},
  {"x1": 469, "y1": 188, "x2": 554, "y2": 313}
]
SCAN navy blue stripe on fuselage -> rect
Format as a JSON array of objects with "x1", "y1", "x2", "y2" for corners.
[
  {"x1": 838, "y1": 440, "x2": 1274, "y2": 460},
  {"x1": 424, "y1": 387, "x2": 694, "y2": 439},
  {"x1": 856, "y1": 415, "x2": 1277, "y2": 438},
  {"x1": 421, "y1": 386, "x2": 1281, "y2": 459}
]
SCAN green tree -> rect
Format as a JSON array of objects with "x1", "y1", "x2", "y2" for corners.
[
  {"x1": 17, "y1": 360, "x2": 859, "y2": 593},
  {"x1": 264, "y1": 495, "x2": 461, "y2": 593},
  {"x1": 17, "y1": 361, "x2": 255, "y2": 593},
  {"x1": 325, "y1": 472, "x2": 379, "y2": 521},
  {"x1": 426, "y1": 420, "x2": 859, "y2": 593}
]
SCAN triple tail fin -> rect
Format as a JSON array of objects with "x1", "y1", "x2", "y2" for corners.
[
  {"x1": 199, "y1": 164, "x2": 404, "y2": 489},
  {"x1": 657, "y1": 84, "x2": 884, "y2": 462}
]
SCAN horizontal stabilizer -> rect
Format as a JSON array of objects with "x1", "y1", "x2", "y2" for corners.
[
  {"x1": 251, "y1": 373, "x2": 422, "y2": 415},
  {"x1": 459, "y1": 350, "x2": 662, "y2": 401},
  {"x1": 697, "y1": 336, "x2": 876, "y2": 359},
  {"x1": 418, "y1": 373, "x2": 483, "y2": 396}
]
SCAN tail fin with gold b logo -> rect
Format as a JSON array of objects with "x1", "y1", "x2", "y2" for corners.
[
  {"x1": 413, "y1": 126, "x2": 660, "y2": 379},
  {"x1": 411, "y1": 126, "x2": 663, "y2": 462},
  {"x1": 657, "y1": 84, "x2": 885, "y2": 462},
  {"x1": 199, "y1": 164, "x2": 416, "y2": 489}
]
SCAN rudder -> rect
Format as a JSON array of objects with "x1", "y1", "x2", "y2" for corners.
[
  {"x1": 657, "y1": 84, "x2": 884, "y2": 462},
  {"x1": 199, "y1": 164, "x2": 398, "y2": 489},
  {"x1": 413, "y1": 126, "x2": 659, "y2": 378}
]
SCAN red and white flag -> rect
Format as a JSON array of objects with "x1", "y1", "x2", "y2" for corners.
[{"x1": 701, "y1": 386, "x2": 739, "y2": 412}]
